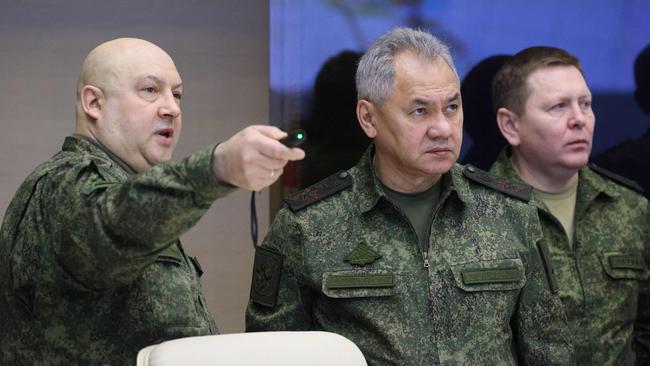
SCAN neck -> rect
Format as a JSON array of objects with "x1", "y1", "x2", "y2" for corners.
[
  {"x1": 510, "y1": 152, "x2": 579, "y2": 193},
  {"x1": 373, "y1": 155, "x2": 442, "y2": 193}
]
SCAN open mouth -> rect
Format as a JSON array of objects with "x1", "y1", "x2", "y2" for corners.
[{"x1": 155, "y1": 128, "x2": 174, "y2": 145}]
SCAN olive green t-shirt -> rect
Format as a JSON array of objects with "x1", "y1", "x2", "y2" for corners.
[
  {"x1": 534, "y1": 178, "x2": 578, "y2": 246},
  {"x1": 380, "y1": 179, "x2": 442, "y2": 248}
]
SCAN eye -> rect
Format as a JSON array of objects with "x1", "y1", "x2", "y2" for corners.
[
  {"x1": 549, "y1": 102, "x2": 567, "y2": 112},
  {"x1": 412, "y1": 107, "x2": 427, "y2": 116},
  {"x1": 581, "y1": 99, "x2": 592, "y2": 109},
  {"x1": 173, "y1": 92, "x2": 182, "y2": 100},
  {"x1": 446, "y1": 103, "x2": 459, "y2": 113},
  {"x1": 139, "y1": 85, "x2": 160, "y2": 101}
]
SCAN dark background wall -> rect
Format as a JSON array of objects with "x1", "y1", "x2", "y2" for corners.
[{"x1": 270, "y1": 0, "x2": 650, "y2": 182}]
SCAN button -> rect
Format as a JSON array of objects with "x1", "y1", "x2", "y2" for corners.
[
  {"x1": 467, "y1": 165, "x2": 476, "y2": 173},
  {"x1": 338, "y1": 171, "x2": 349, "y2": 179}
]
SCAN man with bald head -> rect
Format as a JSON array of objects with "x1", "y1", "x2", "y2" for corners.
[{"x1": 0, "y1": 38, "x2": 304, "y2": 364}]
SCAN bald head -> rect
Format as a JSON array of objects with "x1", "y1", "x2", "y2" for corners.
[
  {"x1": 74, "y1": 38, "x2": 183, "y2": 172},
  {"x1": 75, "y1": 38, "x2": 180, "y2": 125}
]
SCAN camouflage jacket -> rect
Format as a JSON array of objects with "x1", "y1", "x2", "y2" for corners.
[
  {"x1": 0, "y1": 135, "x2": 235, "y2": 365},
  {"x1": 490, "y1": 148, "x2": 650, "y2": 365},
  {"x1": 246, "y1": 147, "x2": 574, "y2": 365}
]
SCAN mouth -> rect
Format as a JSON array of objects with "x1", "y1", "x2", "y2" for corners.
[
  {"x1": 566, "y1": 139, "x2": 589, "y2": 147},
  {"x1": 425, "y1": 147, "x2": 453, "y2": 157},
  {"x1": 155, "y1": 128, "x2": 174, "y2": 145},
  {"x1": 427, "y1": 147, "x2": 451, "y2": 154}
]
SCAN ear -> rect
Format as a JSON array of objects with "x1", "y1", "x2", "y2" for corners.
[
  {"x1": 356, "y1": 99, "x2": 377, "y2": 139},
  {"x1": 496, "y1": 107, "x2": 521, "y2": 146},
  {"x1": 80, "y1": 85, "x2": 104, "y2": 121}
]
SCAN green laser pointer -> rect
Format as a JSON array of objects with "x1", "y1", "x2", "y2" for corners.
[{"x1": 282, "y1": 129, "x2": 307, "y2": 147}]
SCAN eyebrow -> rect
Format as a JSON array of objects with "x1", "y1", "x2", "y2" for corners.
[
  {"x1": 447, "y1": 92, "x2": 460, "y2": 103},
  {"x1": 142, "y1": 75, "x2": 183, "y2": 89},
  {"x1": 411, "y1": 92, "x2": 460, "y2": 106},
  {"x1": 412, "y1": 97, "x2": 432, "y2": 106}
]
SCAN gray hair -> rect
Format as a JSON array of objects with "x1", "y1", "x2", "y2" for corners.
[{"x1": 356, "y1": 27, "x2": 458, "y2": 104}]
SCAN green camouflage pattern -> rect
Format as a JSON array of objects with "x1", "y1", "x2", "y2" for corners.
[
  {"x1": 490, "y1": 148, "x2": 650, "y2": 365},
  {"x1": 0, "y1": 135, "x2": 235, "y2": 365},
  {"x1": 246, "y1": 147, "x2": 574, "y2": 365}
]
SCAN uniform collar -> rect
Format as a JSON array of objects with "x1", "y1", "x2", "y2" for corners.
[
  {"x1": 64, "y1": 134, "x2": 137, "y2": 175},
  {"x1": 490, "y1": 146, "x2": 617, "y2": 212},
  {"x1": 354, "y1": 144, "x2": 469, "y2": 214}
]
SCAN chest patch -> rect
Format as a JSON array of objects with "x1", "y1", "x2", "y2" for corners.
[{"x1": 344, "y1": 243, "x2": 381, "y2": 266}]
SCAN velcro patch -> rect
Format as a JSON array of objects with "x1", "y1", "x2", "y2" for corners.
[
  {"x1": 344, "y1": 243, "x2": 381, "y2": 266},
  {"x1": 250, "y1": 246, "x2": 284, "y2": 308},
  {"x1": 326, "y1": 274, "x2": 394, "y2": 289},
  {"x1": 609, "y1": 255, "x2": 645, "y2": 271},
  {"x1": 461, "y1": 266, "x2": 522, "y2": 285}
]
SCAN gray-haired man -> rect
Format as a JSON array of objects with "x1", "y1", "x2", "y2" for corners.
[{"x1": 246, "y1": 28, "x2": 573, "y2": 365}]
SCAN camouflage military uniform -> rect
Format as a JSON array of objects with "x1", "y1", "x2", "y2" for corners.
[
  {"x1": 246, "y1": 147, "x2": 574, "y2": 365},
  {"x1": 0, "y1": 135, "x2": 235, "y2": 365},
  {"x1": 490, "y1": 148, "x2": 650, "y2": 365}
]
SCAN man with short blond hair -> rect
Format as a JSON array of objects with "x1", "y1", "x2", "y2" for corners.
[{"x1": 490, "y1": 45, "x2": 650, "y2": 365}]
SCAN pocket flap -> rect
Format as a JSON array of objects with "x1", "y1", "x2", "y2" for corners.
[
  {"x1": 601, "y1": 252, "x2": 649, "y2": 280},
  {"x1": 156, "y1": 242, "x2": 184, "y2": 265},
  {"x1": 322, "y1": 270, "x2": 395, "y2": 298},
  {"x1": 451, "y1": 258, "x2": 526, "y2": 292}
]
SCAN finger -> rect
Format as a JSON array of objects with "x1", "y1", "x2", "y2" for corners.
[
  {"x1": 250, "y1": 125, "x2": 287, "y2": 140},
  {"x1": 286, "y1": 147, "x2": 306, "y2": 161},
  {"x1": 267, "y1": 167, "x2": 284, "y2": 180}
]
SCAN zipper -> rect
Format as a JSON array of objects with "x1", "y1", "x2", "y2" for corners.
[{"x1": 423, "y1": 190, "x2": 449, "y2": 268}]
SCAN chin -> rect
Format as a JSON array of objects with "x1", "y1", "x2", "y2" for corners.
[
  {"x1": 425, "y1": 162, "x2": 454, "y2": 175},
  {"x1": 562, "y1": 157, "x2": 589, "y2": 170}
]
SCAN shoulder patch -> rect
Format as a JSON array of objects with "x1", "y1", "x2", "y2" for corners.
[
  {"x1": 284, "y1": 171, "x2": 353, "y2": 212},
  {"x1": 250, "y1": 246, "x2": 283, "y2": 308},
  {"x1": 463, "y1": 164, "x2": 532, "y2": 202},
  {"x1": 588, "y1": 162, "x2": 644, "y2": 194}
]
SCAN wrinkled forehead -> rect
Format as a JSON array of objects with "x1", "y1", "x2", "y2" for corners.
[
  {"x1": 111, "y1": 46, "x2": 181, "y2": 86},
  {"x1": 81, "y1": 40, "x2": 181, "y2": 92},
  {"x1": 393, "y1": 54, "x2": 460, "y2": 95}
]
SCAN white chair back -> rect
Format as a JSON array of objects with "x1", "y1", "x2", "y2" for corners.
[{"x1": 136, "y1": 331, "x2": 368, "y2": 366}]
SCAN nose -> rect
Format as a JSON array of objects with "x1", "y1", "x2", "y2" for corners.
[
  {"x1": 426, "y1": 114, "x2": 454, "y2": 139},
  {"x1": 158, "y1": 90, "x2": 181, "y2": 119},
  {"x1": 568, "y1": 101, "x2": 588, "y2": 129}
]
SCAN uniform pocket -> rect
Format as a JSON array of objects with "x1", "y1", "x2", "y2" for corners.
[
  {"x1": 600, "y1": 252, "x2": 649, "y2": 281},
  {"x1": 450, "y1": 257, "x2": 526, "y2": 292}
]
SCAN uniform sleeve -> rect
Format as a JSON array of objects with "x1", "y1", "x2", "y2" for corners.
[
  {"x1": 48, "y1": 144, "x2": 236, "y2": 290},
  {"x1": 633, "y1": 210, "x2": 650, "y2": 363},
  {"x1": 245, "y1": 207, "x2": 315, "y2": 331},
  {"x1": 514, "y1": 211, "x2": 575, "y2": 365}
]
